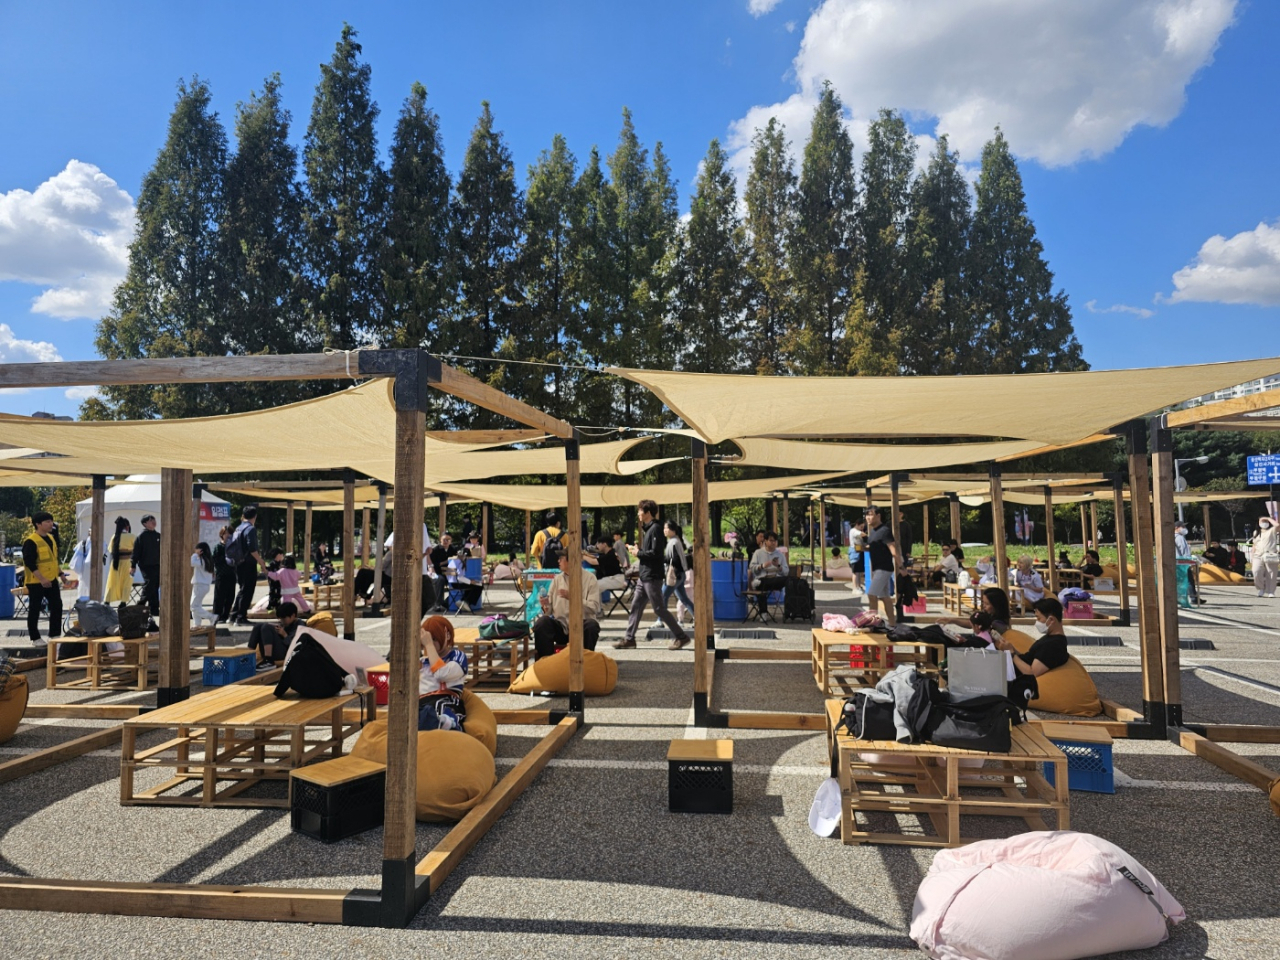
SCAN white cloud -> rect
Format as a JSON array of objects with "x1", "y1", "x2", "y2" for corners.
[
  {"x1": 748, "y1": 0, "x2": 784, "y2": 16},
  {"x1": 1166, "y1": 221, "x2": 1280, "y2": 306},
  {"x1": 728, "y1": 0, "x2": 1236, "y2": 170},
  {"x1": 64, "y1": 385, "x2": 101, "y2": 402},
  {"x1": 1085, "y1": 299, "x2": 1156, "y2": 320},
  {"x1": 0, "y1": 160, "x2": 135, "y2": 320},
  {"x1": 0, "y1": 323, "x2": 62, "y2": 363}
]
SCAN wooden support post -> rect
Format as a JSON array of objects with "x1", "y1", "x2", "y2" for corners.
[
  {"x1": 819, "y1": 498, "x2": 828, "y2": 581},
  {"x1": 342, "y1": 474, "x2": 356, "y2": 640},
  {"x1": 564, "y1": 433, "x2": 585, "y2": 716},
  {"x1": 949, "y1": 495, "x2": 962, "y2": 545},
  {"x1": 1112, "y1": 476, "x2": 1131, "y2": 625},
  {"x1": 437, "y1": 494, "x2": 448, "y2": 541},
  {"x1": 1090, "y1": 502, "x2": 1099, "y2": 551},
  {"x1": 1044, "y1": 488, "x2": 1058, "y2": 595},
  {"x1": 524, "y1": 510, "x2": 531, "y2": 565},
  {"x1": 1203, "y1": 502, "x2": 1212, "y2": 548},
  {"x1": 1150, "y1": 419, "x2": 1182, "y2": 728},
  {"x1": 481, "y1": 503, "x2": 490, "y2": 565},
  {"x1": 1126, "y1": 423, "x2": 1165, "y2": 732},
  {"x1": 1079, "y1": 504, "x2": 1088, "y2": 547},
  {"x1": 781, "y1": 493, "x2": 790, "y2": 548},
  {"x1": 285, "y1": 502, "x2": 295, "y2": 561},
  {"x1": 809, "y1": 499, "x2": 816, "y2": 573},
  {"x1": 303, "y1": 504, "x2": 313, "y2": 582},
  {"x1": 771, "y1": 498, "x2": 778, "y2": 533},
  {"x1": 922, "y1": 501, "x2": 930, "y2": 568},
  {"x1": 90, "y1": 475, "x2": 106, "y2": 601},
  {"x1": 371, "y1": 484, "x2": 388, "y2": 606},
  {"x1": 989, "y1": 466, "x2": 1009, "y2": 594},
  {"x1": 692, "y1": 440, "x2": 714, "y2": 714},
  {"x1": 889, "y1": 475, "x2": 903, "y2": 620},
  {"x1": 361, "y1": 508, "x2": 371, "y2": 566},
  {"x1": 382, "y1": 378, "x2": 426, "y2": 906},
  {"x1": 158, "y1": 467, "x2": 192, "y2": 708}
]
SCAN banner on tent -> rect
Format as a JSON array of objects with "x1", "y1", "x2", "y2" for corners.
[{"x1": 200, "y1": 502, "x2": 231, "y2": 521}]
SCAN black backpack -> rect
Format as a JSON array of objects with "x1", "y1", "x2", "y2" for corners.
[
  {"x1": 117, "y1": 603, "x2": 150, "y2": 640},
  {"x1": 783, "y1": 577, "x2": 814, "y2": 622},
  {"x1": 540, "y1": 529, "x2": 563, "y2": 570},
  {"x1": 836, "y1": 691, "x2": 897, "y2": 741},
  {"x1": 273, "y1": 634, "x2": 348, "y2": 699},
  {"x1": 926, "y1": 692, "x2": 1024, "y2": 753},
  {"x1": 225, "y1": 524, "x2": 249, "y2": 566}
]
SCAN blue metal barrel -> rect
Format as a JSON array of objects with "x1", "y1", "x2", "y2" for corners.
[{"x1": 711, "y1": 558, "x2": 748, "y2": 621}]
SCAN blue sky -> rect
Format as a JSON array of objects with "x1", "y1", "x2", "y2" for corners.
[{"x1": 1, "y1": 0, "x2": 1277, "y2": 417}]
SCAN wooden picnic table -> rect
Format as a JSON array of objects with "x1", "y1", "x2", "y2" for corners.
[
  {"x1": 825, "y1": 698, "x2": 1069, "y2": 847},
  {"x1": 811, "y1": 628, "x2": 944, "y2": 696},
  {"x1": 46, "y1": 626, "x2": 217, "y2": 691},
  {"x1": 120, "y1": 683, "x2": 372, "y2": 808}
]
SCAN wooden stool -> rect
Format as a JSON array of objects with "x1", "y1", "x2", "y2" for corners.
[
  {"x1": 668, "y1": 739, "x2": 733, "y2": 814},
  {"x1": 290, "y1": 755, "x2": 386, "y2": 842}
]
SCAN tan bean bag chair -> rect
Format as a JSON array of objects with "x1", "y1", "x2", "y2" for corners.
[
  {"x1": 1199, "y1": 564, "x2": 1252, "y2": 585},
  {"x1": 509, "y1": 647, "x2": 617, "y2": 696},
  {"x1": 1004, "y1": 629, "x2": 1101, "y2": 717},
  {"x1": 306, "y1": 611, "x2": 338, "y2": 636},
  {"x1": 0, "y1": 673, "x2": 28, "y2": 744},
  {"x1": 349, "y1": 719, "x2": 495, "y2": 822},
  {"x1": 459, "y1": 687, "x2": 497, "y2": 756}
]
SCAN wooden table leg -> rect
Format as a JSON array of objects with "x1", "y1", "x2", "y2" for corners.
[
  {"x1": 945, "y1": 757, "x2": 961, "y2": 847},
  {"x1": 177, "y1": 724, "x2": 191, "y2": 776},
  {"x1": 202, "y1": 727, "x2": 218, "y2": 805},
  {"x1": 330, "y1": 705, "x2": 342, "y2": 758},
  {"x1": 119, "y1": 726, "x2": 136, "y2": 803}
]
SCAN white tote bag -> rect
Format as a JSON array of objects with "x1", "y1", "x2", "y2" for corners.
[{"x1": 948, "y1": 648, "x2": 1010, "y2": 698}]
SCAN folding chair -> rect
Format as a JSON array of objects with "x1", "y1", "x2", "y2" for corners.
[{"x1": 605, "y1": 575, "x2": 637, "y2": 617}]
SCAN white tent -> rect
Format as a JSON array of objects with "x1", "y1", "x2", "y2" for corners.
[{"x1": 75, "y1": 475, "x2": 232, "y2": 549}]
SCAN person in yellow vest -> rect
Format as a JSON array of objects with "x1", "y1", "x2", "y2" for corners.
[{"x1": 22, "y1": 511, "x2": 67, "y2": 645}]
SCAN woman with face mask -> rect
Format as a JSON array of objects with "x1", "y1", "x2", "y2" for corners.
[{"x1": 1252, "y1": 516, "x2": 1279, "y2": 598}]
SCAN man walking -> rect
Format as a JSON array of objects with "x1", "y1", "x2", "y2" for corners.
[
  {"x1": 614, "y1": 499, "x2": 690, "y2": 651},
  {"x1": 134, "y1": 514, "x2": 162, "y2": 616},
  {"x1": 864, "y1": 507, "x2": 901, "y2": 626},
  {"x1": 22, "y1": 511, "x2": 66, "y2": 645},
  {"x1": 230, "y1": 505, "x2": 264, "y2": 626}
]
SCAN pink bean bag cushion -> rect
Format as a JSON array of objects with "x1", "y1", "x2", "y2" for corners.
[{"x1": 911, "y1": 831, "x2": 1184, "y2": 960}]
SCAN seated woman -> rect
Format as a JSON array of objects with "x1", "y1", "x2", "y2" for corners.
[
  {"x1": 1012, "y1": 555, "x2": 1045, "y2": 608},
  {"x1": 994, "y1": 597, "x2": 1071, "y2": 705},
  {"x1": 825, "y1": 545, "x2": 853, "y2": 580},
  {"x1": 418, "y1": 615, "x2": 468, "y2": 731},
  {"x1": 448, "y1": 547, "x2": 484, "y2": 613},
  {"x1": 938, "y1": 587, "x2": 1013, "y2": 636},
  {"x1": 974, "y1": 555, "x2": 998, "y2": 586},
  {"x1": 267, "y1": 554, "x2": 311, "y2": 614},
  {"x1": 491, "y1": 552, "x2": 525, "y2": 582}
]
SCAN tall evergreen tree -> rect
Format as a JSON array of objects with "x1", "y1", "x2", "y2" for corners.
[
  {"x1": 89, "y1": 77, "x2": 227, "y2": 420},
  {"x1": 303, "y1": 24, "x2": 385, "y2": 351},
  {"x1": 743, "y1": 118, "x2": 796, "y2": 375},
  {"x1": 969, "y1": 130, "x2": 1085, "y2": 373},
  {"x1": 788, "y1": 83, "x2": 858, "y2": 374},
  {"x1": 505, "y1": 133, "x2": 579, "y2": 421},
  {"x1": 379, "y1": 81, "x2": 452, "y2": 349},
  {"x1": 845, "y1": 109, "x2": 915, "y2": 375},
  {"x1": 673, "y1": 139, "x2": 746, "y2": 373},
  {"x1": 569, "y1": 146, "x2": 622, "y2": 427},
  {"x1": 901, "y1": 134, "x2": 973, "y2": 375},
  {"x1": 219, "y1": 74, "x2": 309, "y2": 407},
  {"x1": 449, "y1": 101, "x2": 523, "y2": 425}
]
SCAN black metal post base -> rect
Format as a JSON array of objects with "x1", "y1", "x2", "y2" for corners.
[{"x1": 343, "y1": 854, "x2": 428, "y2": 927}]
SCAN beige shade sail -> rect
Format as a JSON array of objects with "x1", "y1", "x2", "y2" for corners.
[
  {"x1": 609, "y1": 356, "x2": 1280, "y2": 446},
  {"x1": 423, "y1": 436, "x2": 648, "y2": 482},
  {"x1": 425, "y1": 472, "x2": 849, "y2": 511},
  {"x1": 730, "y1": 437, "x2": 1044, "y2": 473},
  {"x1": 209, "y1": 484, "x2": 383, "y2": 505}
]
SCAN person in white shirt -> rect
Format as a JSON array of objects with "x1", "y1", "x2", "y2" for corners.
[
  {"x1": 1013, "y1": 555, "x2": 1045, "y2": 605},
  {"x1": 929, "y1": 543, "x2": 962, "y2": 586},
  {"x1": 385, "y1": 521, "x2": 439, "y2": 614},
  {"x1": 748, "y1": 532, "x2": 789, "y2": 619},
  {"x1": 533, "y1": 546, "x2": 602, "y2": 659},
  {"x1": 974, "y1": 555, "x2": 998, "y2": 586},
  {"x1": 847, "y1": 520, "x2": 866, "y2": 595},
  {"x1": 189, "y1": 542, "x2": 217, "y2": 627}
]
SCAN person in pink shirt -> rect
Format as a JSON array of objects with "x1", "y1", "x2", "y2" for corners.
[{"x1": 266, "y1": 554, "x2": 311, "y2": 614}]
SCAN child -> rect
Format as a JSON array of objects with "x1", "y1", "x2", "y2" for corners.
[
  {"x1": 190, "y1": 542, "x2": 216, "y2": 627},
  {"x1": 418, "y1": 615, "x2": 468, "y2": 731},
  {"x1": 267, "y1": 553, "x2": 311, "y2": 614}
]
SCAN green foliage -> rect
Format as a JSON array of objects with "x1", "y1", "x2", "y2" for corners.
[
  {"x1": 303, "y1": 23, "x2": 386, "y2": 350},
  {"x1": 40, "y1": 486, "x2": 90, "y2": 558},
  {"x1": 743, "y1": 118, "x2": 796, "y2": 375}
]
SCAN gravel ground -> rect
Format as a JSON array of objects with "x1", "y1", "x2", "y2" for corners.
[{"x1": 1, "y1": 579, "x2": 1279, "y2": 959}]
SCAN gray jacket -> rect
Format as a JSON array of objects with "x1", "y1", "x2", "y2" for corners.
[{"x1": 868, "y1": 663, "x2": 926, "y2": 742}]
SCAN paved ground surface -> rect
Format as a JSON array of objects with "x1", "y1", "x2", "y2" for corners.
[{"x1": 2, "y1": 576, "x2": 1279, "y2": 959}]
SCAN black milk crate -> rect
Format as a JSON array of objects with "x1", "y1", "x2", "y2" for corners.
[
  {"x1": 667, "y1": 739, "x2": 733, "y2": 814},
  {"x1": 290, "y1": 757, "x2": 386, "y2": 843}
]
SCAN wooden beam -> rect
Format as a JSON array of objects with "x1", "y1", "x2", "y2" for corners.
[
  {"x1": 0, "y1": 726, "x2": 123, "y2": 784},
  {"x1": 90, "y1": 477, "x2": 106, "y2": 601},
  {"x1": 1178, "y1": 731, "x2": 1279, "y2": 792},
  {"x1": 1194, "y1": 724, "x2": 1280, "y2": 744},
  {"x1": 1203, "y1": 502, "x2": 1212, "y2": 550},
  {"x1": 159, "y1": 467, "x2": 192, "y2": 700},
  {"x1": 416, "y1": 718, "x2": 577, "y2": 893},
  {"x1": 724, "y1": 712, "x2": 825, "y2": 730},
  {"x1": 437, "y1": 494, "x2": 447, "y2": 541},
  {"x1": 25, "y1": 704, "x2": 145, "y2": 720},
  {"x1": 1090, "y1": 502, "x2": 1099, "y2": 552},
  {"x1": 371, "y1": 486, "x2": 388, "y2": 605},
  {"x1": 425, "y1": 429, "x2": 547, "y2": 444},
  {"x1": 989, "y1": 469, "x2": 1009, "y2": 594},
  {"x1": 432, "y1": 361, "x2": 573, "y2": 439},
  {"x1": 889, "y1": 478, "x2": 903, "y2": 624},
  {"x1": 1112, "y1": 476, "x2": 1132, "y2": 624},
  {"x1": 565, "y1": 441, "x2": 585, "y2": 706},
  {"x1": 285, "y1": 502, "x2": 295, "y2": 560},
  {"x1": 361, "y1": 507, "x2": 371, "y2": 566},
  {"x1": 1127, "y1": 427, "x2": 1163, "y2": 715},
  {"x1": 303, "y1": 504, "x2": 313, "y2": 582},
  {"x1": 490, "y1": 709, "x2": 554, "y2": 725},
  {"x1": 692, "y1": 441, "x2": 713, "y2": 700},
  {"x1": 1150, "y1": 422, "x2": 1182, "y2": 719},
  {"x1": 1044, "y1": 487, "x2": 1058, "y2": 595},
  {"x1": 480, "y1": 503, "x2": 489, "y2": 567},
  {"x1": 384, "y1": 401, "x2": 425, "y2": 867},
  {"x1": 1165, "y1": 390, "x2": 1280, "y2": 428},
  {"x1": 1100, "y1": 698, "x2": 1144, "y2": 723},
  {"x1": 0, "y1": 877, "x2": 347, "y2": 923},
  {"x1": 819, "y1": 497, "x2": 828, "y2": 580},
  {"x1": 523, "y1": 510, "x2": 531, "y2": 565},
  {"x1": 342, "y1": 477, "x2": 356, "y2": 640},
  {"x1": 0, "y1": 353, "x2": 357, "y2": 389}
]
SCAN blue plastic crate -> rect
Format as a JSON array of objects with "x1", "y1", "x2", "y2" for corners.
[
  {"x1": 1043, "y1": 737, "x2": 1115, "y2": 794},
  {"x1": 203, "y1": 650, "x2": 257, "y2": 686}
]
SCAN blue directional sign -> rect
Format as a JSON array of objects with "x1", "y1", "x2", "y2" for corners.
[{"x1": 1246, "y1": 454, "x2": 1280, "y2": 485}]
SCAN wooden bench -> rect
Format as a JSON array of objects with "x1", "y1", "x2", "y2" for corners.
[
  {"x1": 44, "y1": 625, "x2": 217, "y2": 692},
  {"x1": 303, "y1": 582, "x2": 347, "y2": 612},
  {"x1": 120, "y1": 683, "x2": 372, "y2": 808},
  {"x1": 290, "y1": 754, "x2": 386, "y2": 842},
  {"x1": 826, "y1": 698, "x2": 1069, "y2": 847},
  {"x1": 811, "y1": 628, "x2": 944, "y2": 696}
]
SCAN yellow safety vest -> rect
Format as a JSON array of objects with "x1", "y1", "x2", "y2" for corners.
[{"x1": 23, "y1": 533, "x2": 60, "y2": 585}]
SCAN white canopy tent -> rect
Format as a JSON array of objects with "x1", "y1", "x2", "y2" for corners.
[{"x1": 75, "y1": 475, "x2": 232, "y2": 548}]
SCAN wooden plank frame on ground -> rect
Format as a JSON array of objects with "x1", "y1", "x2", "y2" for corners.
[{"x1": 0, "y1": 350, "x2": 584, "y2": 929}]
